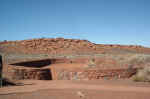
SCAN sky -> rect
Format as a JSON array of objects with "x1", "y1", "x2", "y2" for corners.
[{"x1": 0, "y1": 0, "x2": 150, "y2": 47}]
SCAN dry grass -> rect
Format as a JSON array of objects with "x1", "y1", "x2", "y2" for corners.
[
  {"x1": 132, "y1": 66, "x2": 150, "y2": 82},
  {"x1": 87, "y1": 58, "x2": 96, "y2": 68},
  {"x1": 126, "y1": 54, "x2": 150, "y2": 64},
  {"x1": 108, "y1": 54, "x2": 150, "y2": 67}
]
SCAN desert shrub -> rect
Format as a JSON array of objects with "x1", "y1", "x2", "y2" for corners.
[
  {"x1": 58, "y1": 71, "x2": 70, "y2": 80},
  {"x1": 127, "y1": 54, "x2": 150, "y2": 65},
  {"x1": 87, "y1": 58, "x2": 96, "y2": 68},
  {"x1": 132, "y1": 66, "x2": 150, "y2": 82}
]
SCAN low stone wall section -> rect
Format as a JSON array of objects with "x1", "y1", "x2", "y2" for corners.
[
  {"x1": 11, "y1": 67, "x2": 52, "y2": 80},
  {"x1": 54, "y1": 68, "x2": 138, "y2": 80}
]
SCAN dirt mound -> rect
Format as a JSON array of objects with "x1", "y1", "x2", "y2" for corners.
[
  {"x1": 0, "y1": 38, "x2": 95, "y2": 55},
  {"x1": 1, "y1": 38, "x2": 150, "y2": 55}
]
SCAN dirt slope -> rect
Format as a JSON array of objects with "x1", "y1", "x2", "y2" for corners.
[{"x1": 0, "y1": 38, "x2": 150, "y2": 55}]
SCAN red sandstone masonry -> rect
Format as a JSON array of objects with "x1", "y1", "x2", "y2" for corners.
[
  {"x1": 11, "y1": 67, "x2": 52, "y2": 80},
  {"x1": 5, "y1": 63, "x2": 138, "y2": 80},
  {"x1": 1, "y1": 38, "x2": 150, "y2": 55},
  {"x1": 3, "y1": 64, "x2": 52, "y2": 80},
  {"x1": 3, "y1": 57, "x2": 139, "y2": 80},
  {"x1": 53, "y1": 68, "x2": 137, "y2": 80}
]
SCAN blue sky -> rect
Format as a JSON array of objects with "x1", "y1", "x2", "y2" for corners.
[{"x1": 0, "y1": 0, "x2": 150, "y2": 47}]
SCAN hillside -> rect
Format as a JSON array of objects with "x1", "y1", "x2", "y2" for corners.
[
  {"x1": 0, "y1": 38, "x2": 150, "y2": 55},
  {"x1": 1, "y1": 38, "x2": 150, "y2": 64}
]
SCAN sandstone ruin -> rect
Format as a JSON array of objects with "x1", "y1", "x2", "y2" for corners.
[{"x1": 7, "y1": 58, "x2": 137, "y2": 80}]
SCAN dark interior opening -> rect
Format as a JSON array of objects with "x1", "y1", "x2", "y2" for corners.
[
  {"x1": 42, "y1": 69, "x2": 52, "y2": 80},
  {"x1": 10, "y1": 59, "x2": 52, "y2": 68}
]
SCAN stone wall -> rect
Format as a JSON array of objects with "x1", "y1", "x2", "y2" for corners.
[
  {"x1": 6, "y1": 65, "x2": 138, "y2": 80},
  {"x1": 11, "y1": 68, "x2": 52, "y2": 80},
  {"x1": 8, "y1": 65, "x2": 138, "y2": 80},
  {"x1": 54, "y1": 68, "x2": 137, "y2": 80},
  {"x1": 4, "y1": 57, "x2": 139, "y2": 81}
]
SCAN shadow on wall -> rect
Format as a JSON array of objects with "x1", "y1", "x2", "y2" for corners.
[{"x1": 10, "y1": 59, "x2": 52, "y2": 68}]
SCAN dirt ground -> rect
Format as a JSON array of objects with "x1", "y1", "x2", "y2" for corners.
[{"x1": 0, "y1": 79, "x2": 150, "y2": 99}]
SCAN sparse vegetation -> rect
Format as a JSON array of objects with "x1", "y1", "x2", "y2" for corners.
[
  {"x1": 126, "y1": 54, "x2": 150, "y2": 65},
  {"x1": 87, "y1": 58, "x2": 96, "y2": 68},
  {"x1": 132, "y1": 66, "x2": 150, "y2": 82}
]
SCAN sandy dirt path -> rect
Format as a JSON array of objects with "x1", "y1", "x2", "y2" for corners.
[{"x1": 0, "y1": 80, "x2": 150, "y2": 99}]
